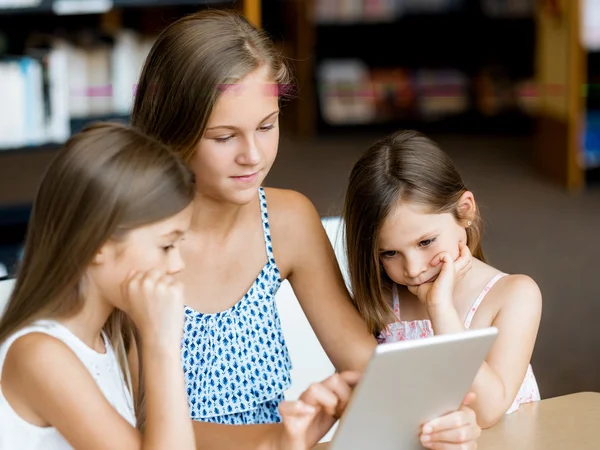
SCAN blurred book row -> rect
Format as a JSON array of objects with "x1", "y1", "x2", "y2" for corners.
[
  {"x1": 314, "y1": 0, "x2": 534, "y2": 24},
  {"x1": 0, "y1": 30, "x2": 154, "y2": 149},
  {"x1": 0, "y1": 0, "x2": 40, "y2": 8},
  {"x1": 583, "y1": 111, "x2": 600, "y2": 169},
  {"x1": 317, "y1": 59, "x2": 536, "y2": 126}
]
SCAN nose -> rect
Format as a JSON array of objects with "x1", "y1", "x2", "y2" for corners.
[
  {"x1": 403, "y1": 254, "x2": 427, "y2": 279},
  {"x1": 237, "y1": 136, "x2": 261, "y2": 166},
  {"x1": 167, "y1": 248, "x2": 186, "y2": 275}
]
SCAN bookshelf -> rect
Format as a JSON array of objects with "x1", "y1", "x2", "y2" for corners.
[
  {"x1": 533, "y1": 0, "x2": 600, "y2": 191},
  {"x1": 0, "y1": 0, "x2": 262, "y2": 154},
  {"x1": 303, "y1": 0, "x2": 537, "y2": 136},
  {"x1": 0, "y1": 0, "x2": 263, "y2": 272}
]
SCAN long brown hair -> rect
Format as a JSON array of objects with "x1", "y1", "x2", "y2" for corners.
[
  {"x1": 0, "y1": 122, "x2": 195, "y2": 429},
  {"x1": 131, "y1": 9, "x2": 292, "y2": 161},
  {"x1": 343, "y1": 130, "x2": 485, "y2": 335}
]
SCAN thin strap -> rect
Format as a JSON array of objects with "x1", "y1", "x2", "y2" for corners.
[
  {"x1": 392, "y1": 284, "x2": 401, "y2": 320},
  {"x1": 464, "y1": 273, "x2": 507, "y2": 329},
  {"x1": 258, "y1": 187, "x2": 275, "y2": 262}
]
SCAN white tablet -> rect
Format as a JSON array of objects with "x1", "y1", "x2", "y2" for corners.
[{"x1": 329, "y1": 327, "x2": 499, "y2": 450}]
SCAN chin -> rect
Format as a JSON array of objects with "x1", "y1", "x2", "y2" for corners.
[{"x1": 226, "y1": 187, "x2": 260, "y2": 205}]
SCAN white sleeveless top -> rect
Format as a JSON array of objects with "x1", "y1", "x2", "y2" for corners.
[
  {"x1": 0, "y1": 320, "x2": 136, "y2": 449},
  {"x1": 377, "y1": 273, "x2": 541, "y2": 414}
]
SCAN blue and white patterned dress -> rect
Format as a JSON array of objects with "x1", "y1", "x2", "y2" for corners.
[{"x1": 181, "y1": 187, "x2": 293, "y2": 425}]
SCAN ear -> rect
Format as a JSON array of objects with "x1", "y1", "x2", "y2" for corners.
[
  {"x1": 456, "y1": 191, "x2": 476, "y2": 227},
  {"x1": 92, "y1": 241, "x2": 114, "y2": 265}
]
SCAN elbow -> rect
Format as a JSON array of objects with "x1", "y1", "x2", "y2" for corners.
[
  {"x1": 477, "y1": 412, "x2": 503, "y2": 430},
  {"x1": 474, "y1": 395, "x2": 511, "y2": 430}
]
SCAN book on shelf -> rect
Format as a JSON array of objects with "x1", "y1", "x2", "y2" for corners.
[
  {"x1": 0, "y1": 29, "x2": 155, "y2": 150},
  {"x1": 314, "y1": 0, "x2": 534, "y2": 23},
  {"x1": 316, "y1": 59, "x2": 535, "y2": 126}
]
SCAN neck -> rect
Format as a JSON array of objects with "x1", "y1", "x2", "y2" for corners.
[
  {"x1": 59, "y1": 283, "x2": 114, "y2": 353},
  {"x1": 453, "y1": 257, "x2": 486, "y2": 302},
  {"x1": 190, "y1": 191, "x2": 249, "y2": 238}
]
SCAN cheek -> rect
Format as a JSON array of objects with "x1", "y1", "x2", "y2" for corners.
[
  {"x1": 115, "y1": 247, "x2": 166, "y2": 278},
  {"x1": 435, "y1": 236, "x2": 461, "y2": 260},
  {"x1": 259, "y1": 129, "x2": 279, "y2": 164},
  {"x1": 381, "y1": 259, "x2": 403, "y2": 282},
  {"x1": 193, "y1": 144, "x2": 231, "y2": 179}
]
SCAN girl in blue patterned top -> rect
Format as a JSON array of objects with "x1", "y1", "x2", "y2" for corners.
[{"x1": 131, "y1": 9, "x2": 482, "y2": 449}]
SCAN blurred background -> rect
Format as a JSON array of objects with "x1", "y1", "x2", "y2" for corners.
[{"x1": 0, "y1": 0, "x2": 599, "y2": 404}]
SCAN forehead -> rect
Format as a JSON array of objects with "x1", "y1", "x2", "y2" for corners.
[
  {"x1": 128, "y1": 205, "x2": 193, "y2": 239},
  {"x1": 208, "y1": 66, "x2": 280, "y2": 125},
  {"x1": 379, "y1": 202, "x2": 451, "y2": 247}
]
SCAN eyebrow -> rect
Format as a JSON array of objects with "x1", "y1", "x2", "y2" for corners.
[
  {"x1": 205, "y1": 110, "x2": 279, "y2": 132},
  {"x1": 378, "y1": 230, "x2": 440, "y2": 252},
  {"x1": 161, "y1": 230, "x2": 185, "y2": 239}
]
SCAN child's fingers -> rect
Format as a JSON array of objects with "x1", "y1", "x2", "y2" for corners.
[
  {"x1": 338, "y1": 370, "x2": 362, "y2": 387},
  {"x1": 429, "y1": 252, "x2": 443, "y2": 267},
  {"x1": 299, "y1": 382, "x2": 339, "y2": 417},
  {"x1": 279, "y1": 400, "x2": 316, "y2": 418},
  {"x1": 420, "y1": 425, "x2": 478, "y2": 448},
  {"x1": 319, "y1": 373, "x2": 355, "y2": 417},
  {"x1": 435, "y1": 253, "x2": 454, "y2": 279}
]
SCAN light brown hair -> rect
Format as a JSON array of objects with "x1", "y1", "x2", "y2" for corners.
[
  {"x1": 343, "y1": 130, "x2": 485, "y2": 335},
  {"x1": 0, "y1": 122, "x2": 195, "y2": 429},
  {"x1": 131, "y1": 9, "x2": 292, "y2": 162}
]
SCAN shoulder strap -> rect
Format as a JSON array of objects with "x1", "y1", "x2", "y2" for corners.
[
  {"x1": 258, "y1": 187, "x2": 275, "y2": 262},
  {"x1": 392, "y1": 284, "x2": 402, "y2": 320},
  {"x1": 464, "y1": 273, "x2": 507, "y2": 328}
]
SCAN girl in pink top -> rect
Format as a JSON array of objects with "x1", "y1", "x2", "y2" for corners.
[{"x1": 343, "y1": 130, "x2": 542, "y2": 431}]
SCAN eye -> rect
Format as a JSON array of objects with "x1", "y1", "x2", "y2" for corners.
[
  {"x1": 418, "y1": 238, "x2": 436, "y2": 248},
  {"x1": 381, "y1": 250, "x2": 398, "y2": 258},
  {"x1": 259, "y1": 123, "x2": 276, "y2": 132},
  {"x1": 162, "y1": 244, "x2": 176, "y2": 252},
  {"x1": 214, "y1": 135, "x2": 235, "y2": 143}
]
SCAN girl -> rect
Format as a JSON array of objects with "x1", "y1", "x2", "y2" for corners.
[
  {"x1": 343, "y1": 129, "x2": 542, "y2": 430},
  {"x1": 0, "y1": 122, "x2": 358, "y2": 450},
  {"x1": 130, "y1": 8, "x2": 482, "y2": 449}
]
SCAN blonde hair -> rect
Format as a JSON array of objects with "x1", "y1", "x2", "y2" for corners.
[{"x1": 131, "y1": 9, "x2": 293, "y2": 162}]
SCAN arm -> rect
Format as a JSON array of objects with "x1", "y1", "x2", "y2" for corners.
[
  {"x1": 2, "y1": 332, "x2": 194, "y2": 450},
  {"x1": 428, "y1": 274, "x2": 542, "y2": 428},
  {"x1": 267, "y1": 189, "x2": 376, "y2": 372},
  {"x1": 127, "y1": 332, "x2": 282, "y2": 450},
  {"x1": 192, "y1": 372, "x2": 363, "y2": 450}
]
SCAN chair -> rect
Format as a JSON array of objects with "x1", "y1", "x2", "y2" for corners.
[
  {"x1": 0, "y1": 278, "x2": 16, "y2": 317},
  {"x1": 275, "y1": 216, "x2": 349, "y2": 441}
]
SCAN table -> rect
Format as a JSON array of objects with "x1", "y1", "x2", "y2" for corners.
[{"x1": 314, "y1": 392, "x2": 600, "y2": 449}]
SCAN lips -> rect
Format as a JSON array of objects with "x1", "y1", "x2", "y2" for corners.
[{"x1": 231, "y1": 171, "x2": 259, "y2": 182}]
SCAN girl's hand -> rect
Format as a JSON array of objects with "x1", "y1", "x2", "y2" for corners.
[
  {"x1": 119, "y1": 269, "x2": 185, "y2": 345},
  {"x1": 420, "y1": 392, "x2": 481, "y2": 450},
  {"x1": 431, "y1": 241, "x2": 472, "y2": 283},
  {"x1": 277, "y1": 371, "x2": 362, "y2": 450},
  {"x1": 407, "y1": 252, "x2": 458, "y2": 313}
]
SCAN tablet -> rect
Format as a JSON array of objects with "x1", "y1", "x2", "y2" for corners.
[{"x1": 329, "y1": 327, "x2": 499, "y2": 450}]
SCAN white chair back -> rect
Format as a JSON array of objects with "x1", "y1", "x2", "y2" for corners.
[
  {"x1": 0, "y1": 278, "x2": 16, "y2": 317},
  {"x1": 275, "y1": 217, "x2": 350, "y2": 440}
]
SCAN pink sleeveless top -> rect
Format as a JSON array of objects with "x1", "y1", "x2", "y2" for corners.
[{"x1": 377, "y1": 273, "x2": 540, "y2": 414}]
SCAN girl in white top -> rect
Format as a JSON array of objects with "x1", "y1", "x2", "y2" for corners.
[
  {"x1": 0, "y1": 122, "x2": 357, "y2": 450},
  {"x1": 343, "y1": 130, "x2": 542, "y2": 434}
]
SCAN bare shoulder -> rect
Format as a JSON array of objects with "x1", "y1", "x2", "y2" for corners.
[
  {"x1": 263, "y1": 188, "x2": 319, "y2": 222},
  {"x1": 262, "y1": 188, "x2": 328, "y2": 276},
  {"x1": 3, "y1": 332, "x2": 77, "y2": 382},
  {"x1": 2, "y1": 332, "x2": 80, "y2": 425},
  {"x1": 262, "y1": 188, "x2": 322, "y2": 238},
  {"x1": 490, "y1": 273, "x2": 542, "y2": 318}
]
